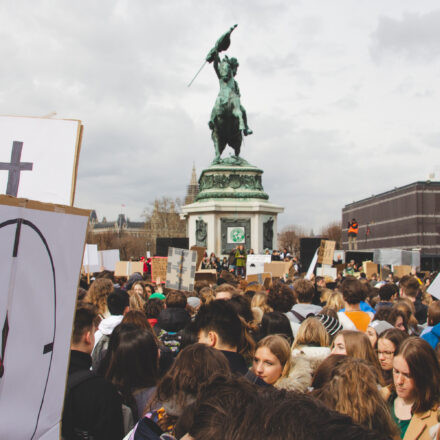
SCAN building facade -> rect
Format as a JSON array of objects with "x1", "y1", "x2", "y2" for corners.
[{"x1": 342, "y1": 181, "x2": 440, "y2": 255}]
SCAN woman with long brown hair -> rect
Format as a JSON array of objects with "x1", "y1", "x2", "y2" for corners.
[
  {"x1": 331, "y1": 330, "x2": 383, "y2": 383},
  {"x1": 312, "y1": 357, "x2": 399, "y2": 439},
  {"x1": 85, "y1": 278, "x2": 114, "y2": 319},
  {"x1": 386, "y1": 337, "x2": 440, "y2": 439}
]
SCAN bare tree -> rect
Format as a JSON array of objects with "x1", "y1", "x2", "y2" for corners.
[
  {"x1": 320, "y1": 221, "x2": 342, "y2": 249},
  {"x1": 277, "y1": 225, "x2": 307, "y2": 255}
]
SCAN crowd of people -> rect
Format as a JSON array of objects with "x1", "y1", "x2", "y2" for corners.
[{"x1": 63, "y1": 259, "x2": 440, "y2": 440}]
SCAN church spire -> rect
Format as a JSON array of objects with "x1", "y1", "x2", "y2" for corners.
[{"x1": 185, "y1": 163, "x2": 199, "y2": 205}]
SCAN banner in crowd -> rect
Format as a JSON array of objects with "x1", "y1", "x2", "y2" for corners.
[
  {"x1": 0, "y1": 195, "x2": 89, "y2": 439},
  {"x1": 82, "y1": 244, "x2": 99, "y2": 273},
  {"x1": 166, "y1": 247, "x2": 197, "y2": 292},
  {"x1": 0, "y1": 116, "x2": 83, "y2": 205},
  {"x1": 246, "y1": 254, "x2": 271, "y2": 275}
]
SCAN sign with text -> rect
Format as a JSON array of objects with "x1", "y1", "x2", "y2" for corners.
[
  {"x1": 317, "y1": 240, "x2": 336, "y2": 265},
  {"x1": 393, "y1": 265, "x2": 412, "y2": 278},
  {"x1": 0, "y1": 115, "x2": 83, "y2": 205},
  {"x1": 190, "y1": 245, "x2": 206, "y2": 270},
  {"x1": 195, "y1": 269, "x2": 217, "y2": 284},
  {"x1": 151, "y1": 257, "x2": 168, "y2": 283},
  {"x1": 362, "y1": 261, "x2": 379, "y2": 279},
  {"x1": 166, "y1": 247, "x2": 197, "y2": 292}
]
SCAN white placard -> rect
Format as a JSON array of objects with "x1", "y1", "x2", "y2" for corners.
[
  {"x1": 82, "y1": 244, "x2": 99, "y2": 273},
  {"x1": 305, "y1": 249, "x2": 319, "y2": 280},
  {"x1": 0, "y1": 116, "x2": 82, "y2": 205},
  {"x1": 0, "y1": 196, "x2": 89, "y2": 439},
  {"x1": 246, "y1": 254, "x2": 272, "y2": 275},
  {"x1": 427, "y1": 273, "x2": 440, "y2": 301},
  {"x1": 99, "y1": 249, "x2": 120, "y2": 271}
]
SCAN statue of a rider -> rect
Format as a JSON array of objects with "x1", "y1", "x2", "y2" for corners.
[{"x1": 205, "y1": 25, "x2": 252, "y2": 163}]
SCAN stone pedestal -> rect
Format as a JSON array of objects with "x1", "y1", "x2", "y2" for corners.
[{"x1": 181, "y1": 157, "x2": 284, "y2": 256}]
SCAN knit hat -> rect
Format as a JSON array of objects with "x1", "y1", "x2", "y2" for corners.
[
  {"x1": 187, "y1": 297, "x2": 201, "y2": 308},
  {"x1": 149, "y1": 292, "x2": 166, "y2": 300},
  {"x1": 368, "y1": 320, "x2": 394, "y2": 336},
  {"x1": 316, "y1": 314, "x2": 343, "y2": 336}
]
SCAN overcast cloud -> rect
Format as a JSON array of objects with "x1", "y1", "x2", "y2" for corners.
[{"x1": 1, "y1": 0, "x2": 440, "y2": 233}]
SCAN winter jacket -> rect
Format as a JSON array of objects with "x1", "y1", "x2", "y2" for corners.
[
  {"x1": 422, "y1": 322, "x2": 440, "y2": 350},
  {"x1": 275, "y1": 346, "x2": 330, "y2": 393}
]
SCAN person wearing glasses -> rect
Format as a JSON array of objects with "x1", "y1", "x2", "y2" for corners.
[{"x1": 384, "y1": 337, "x2": 440, "y2": 439}]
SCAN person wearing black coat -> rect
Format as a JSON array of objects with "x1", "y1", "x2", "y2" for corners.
[{"x1": 62, "y1": 303, "x2": 124, "y2": 440}]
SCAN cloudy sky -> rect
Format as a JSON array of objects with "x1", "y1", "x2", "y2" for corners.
[{"x1": 1, "y1": 0, "x2": 440, "y2": 232}]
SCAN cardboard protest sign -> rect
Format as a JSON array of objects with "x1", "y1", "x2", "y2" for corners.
[
  {"x1": 264, "y1": 261, "x2": 291, "y2": 278},
  {"x1": 114, "y1": 261, "x2": 144, "y2": 277},
  {"x1": 393, "y1": 265, "x2": 412, "y2": 278},
  {"x1": 99, "y1": 249, "x2": 120, "y2": 271},
  {"x1": 362, "y1": 261, "x2": 379, "y2": 279},
  {"x1": 317, "y1": 240, "x2": 336, "y2": 265},
  {"x1": 0, "y1": 116, "x2": 83, "y2": 205},
  {"x1": 380, "y1": 265, "x2": 392, "y2": 281},
  {"x1": 246, "y1": 272, "x2": 272, "y2": 285},
  {"x1": 195, "y1": 270, "x2": 218, "y2": 284},
  {"x1": 427, "y1": 273, "x2": 440, "y2": 300},
  {"x1": 246, "y1": 254, "x2": 271, "y2": 275},
  {"x1": 0, "y1": 195, "x2": 89, "y2": 439},
  {"x1": 166, "y1": 247, "x2": 197, "y2": 292},
  {"x1": 190, "y1": 245, "x2": 206, "y2": 270},
  {"x1": 151, "y1": 257, "x2": 168, "y2": 283},
  {"x1": 82, "y1": 243, "x2": 99, "y2": 273}
]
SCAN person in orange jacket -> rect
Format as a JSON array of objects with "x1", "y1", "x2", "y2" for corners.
[{"x1": 348, "y1": 218, "x2": 359, "y2": 250}]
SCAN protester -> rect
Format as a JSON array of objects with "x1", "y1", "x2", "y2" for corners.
[
  {"x1": 259, "y1": 311, "x2": 294, "y2": 343},
  {"x1": 337, "y1": 277, "x2": 373, "y2": 331},
  {"x1": 128, "y1": 344, "x2": 231, "y2": 439},
  {"x1": 366, "y1": 319, "x2": 394, "y2": 348},
  {"x1": 62, "y1": 302, "x2": 124, "y2": 440},
  {"x1": 145, "y1": 298, "x2": 165, "y2": 328},
  {"x1": 100, "y1": 323, "x2": 159, "y2": 421},
  {"x1": 384, "y1": 337, "x2": 440, "y2": 439},
  {"x1": 92, "y1": 289, "x2": 129, "y2": 371},
  {"x1": 377, "y1": 328, "x2": 409, "y2": 386},
  {"x1": 399, "y1": 277, "x2": 428, "y2": 325},
  {"x1": 312, "y1": 358, "x2": 399, "y2": 439},
  {"x1": 331, "y1": 330, "x2": 383, "y2": 383},
  {"x1": 85, "y1": 278, "x2": 114, "y2": 319}
]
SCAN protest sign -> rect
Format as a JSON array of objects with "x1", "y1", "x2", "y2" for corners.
[
  {"x1": 264, "y1": 261, "x2": 291, "y2": 278},
  {"x1": 195, "y1": 269, "x2": 217, "y2": 284},
  {"x1": 151, "y1": 257, "x2": 168, "y2": 282},
  {"x1": 246, "y1": 272, "x2": 272, "y2": 284},
  {"x1": 82, "y1": 244, "x2": 99, "y2": 273},
  {"x1": 316, "y1": 265, "x2": 337, "y2": 281},
  {"x1": 305, "y1": 250, "x2": 319, "y2": 280},
  {"x1": 362, "y1": 261, "x2": 379, "y2": 279},
  {"x1": 166, "y1": 247, "x2": 197, "y2": 292},
  {"x1": 0, "y1": 195, "x2": 89, "y2": 439},
  {"x1": 114, "y1": 261, "x2": 144, "y2": 277},
  {"x1": 317, "y1": 240, "x2": 336, "y2": 265},
  {"x1": 246, "y1": 254, "x2": 271, "y2": 275},
  {"x1": 99, "y1": 249, "x2": 120, "y2": 271},
  {"x1": 427, "y1": 273, "x2": 440, "y2": 300},
  {"x1": 0, "y1": 116, "x2": 83, "y2": 205},
  {"x1": 393, "y1": 265, "x2": 412, "y2": 278}
]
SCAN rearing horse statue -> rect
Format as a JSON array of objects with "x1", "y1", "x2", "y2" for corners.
[{"x1": 206, "y1": 25, "x2": 252, "y2": 163}]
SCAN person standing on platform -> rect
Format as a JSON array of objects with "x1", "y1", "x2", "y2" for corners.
[
  {"x1": 348, "y1": 218, "x2": 359, "y2": 250},
  {"x1": 234, "y1": 244, "x2": 247, "y2": 278}
]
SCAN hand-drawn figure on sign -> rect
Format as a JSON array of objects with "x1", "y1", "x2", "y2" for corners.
[{"x1": 0, "y1": 217, "x2": 56, "y2": 439}]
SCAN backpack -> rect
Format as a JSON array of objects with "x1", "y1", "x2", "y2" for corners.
[
  {"x1": 157, "y1": 329, "x2": 182, "y2": 356},
  {"x1": 290, "y1": 310, "x2": 317, "y2": 323},
  {"x1": 91, "y1": 334, "x2": 110, "y2": 371}
]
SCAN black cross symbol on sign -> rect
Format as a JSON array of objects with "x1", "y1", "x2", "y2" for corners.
[{"x1": 0, "y1": 141, "x2": 33, "y2": 197}]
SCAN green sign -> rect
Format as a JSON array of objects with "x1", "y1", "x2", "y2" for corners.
[{"x1": 228, "y1": 227, "x2": 245, "y2": 244}]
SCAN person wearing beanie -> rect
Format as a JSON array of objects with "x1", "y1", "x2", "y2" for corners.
[
  {"x1": 366, "y1": 320, "x2": 394, "y2": 348},
  {"x1": 315, "y1": 313, "x2": 343, "y2": 339}
]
